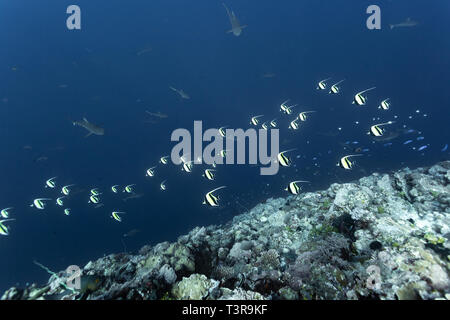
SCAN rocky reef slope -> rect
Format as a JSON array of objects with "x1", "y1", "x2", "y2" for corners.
[{"x1": 3, "y1": 161, "x2": 450, "y2": 300}]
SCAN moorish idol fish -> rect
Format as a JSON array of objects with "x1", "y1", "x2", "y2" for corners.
[
  {"x1": 337, "y1": 154, "x2": 363, "y2": 170},
  {"x1": 203, "y1": 169, "x2": 216, "y2": 181},
  {"x1": 277, "y1": 149, "x2": 296, "y2": 167},
  {"x1": 329, "y1": 79, "x2": 345, "y2": 94},
  {"x1": 379, "y1": 98, "x2": 391, "y2": 110},
  {"x1": 285, "y1": 180, "x2": 309, "y2": 195},
  {"x1": 250, "y1": 115, "x2": 264, "y2": 126},
  {"x1": 368, "y1": 121, "x2": 395, "y2": 137},
  {"x1": 30, "y1": 198, "x2": 52, "y2": 210},
  {"x1": 352, "y1": 87, "x2": 376, "y2": 106},
  {"x1": 45, "y1": 177, "x2": 57, "y2": 189},
  {"x1": 298, "y1": 111, "x2": 316, "y2": 122},
  {"x1": 203, "y1": 186, "x2": 227, "y2": 207},
  {"x1": 317, "y1": 78, "x2": 332, "y2": 90}
]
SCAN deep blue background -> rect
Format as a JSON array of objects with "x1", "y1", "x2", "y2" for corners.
[{"x1": 0, "y1": 0, "x2": 449, "y2": 291}]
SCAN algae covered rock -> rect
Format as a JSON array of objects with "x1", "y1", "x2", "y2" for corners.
[
  {"x1": 171, "y1": 274, "x2": 219, "y2": 300},
  {"x1": 218, "y1": 288, "x2": 266, "y2": 300}
]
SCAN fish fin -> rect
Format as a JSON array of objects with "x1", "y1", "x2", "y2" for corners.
[{"x1": 85, "y1": 132, "x2": 93, "y2": 138}]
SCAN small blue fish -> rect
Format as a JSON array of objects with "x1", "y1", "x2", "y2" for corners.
[
  {"x1": 403, "y1": 140, "x2": 413, "y2": 145},
  {"x1": 383, "y1": 143, "x2": 393, "y2": 147},
  {"x1": 441, "y1": 144, "x2": 448, "y2": 152},
  {"x1": 416, "y1": 136, "x2": 425, "y2": 141},
  {"x1": 362, "y1": 148, "x2": 370, "y2": 152},
  {"x1": 352, "y1": 141, "x2": 359, "y2": 145},
  {"x1": 405, "y1": 129, "x2": 415, "y2": 134},
  {"x1": 418, "y1": 145, "x2": 428, "y2": 151}
]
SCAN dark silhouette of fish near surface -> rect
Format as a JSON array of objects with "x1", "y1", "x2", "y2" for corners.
[{"x1": 72, "y1": 117, "x2": 105, "y2": 138}]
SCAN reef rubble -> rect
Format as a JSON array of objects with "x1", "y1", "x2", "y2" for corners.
[{"x1": 3, "y1": 161, "x2": 450, "y2": 300}]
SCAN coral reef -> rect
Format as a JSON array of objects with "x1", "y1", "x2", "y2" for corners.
[{"x1": 3, "y1": 161, "x2": 450, "y2": 300}]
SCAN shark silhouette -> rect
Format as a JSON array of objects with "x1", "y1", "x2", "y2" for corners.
[
  {"x1": 223, "y1": 3, "x2": 247, "y2": 36},
  {"x1": 72, "y1": 117, "x2": 104, "y2": 137},
  {"x1": 169, "y1": 86, "x2": 190, "y2": 99},
  {"x1": 390, "y1": 18, "x2": 418, "y2": 30}
]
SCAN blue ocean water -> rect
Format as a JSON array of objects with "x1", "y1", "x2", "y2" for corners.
[{"x1": 0, "y1": 0, "x2": 449, "y2": 291}]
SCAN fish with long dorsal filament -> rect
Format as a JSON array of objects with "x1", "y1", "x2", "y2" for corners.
[
  {"x1": 203, "y1": 186, "x2": 227, "y2": 207},
  {"x1": 280, "y1": 99, "x2": 290, "y2": 112},
  {"x1": 72, "y1": 117, "x2": 104, "y2": 137},
  {"x1": 390, "y1": 18, "x2": 418, "y2": 30},
  {"x1": 45, "y1": 177, "x2": 57, "y2": 188},
  {"x1": 30, "y1": 198, "x2": 52, "y2": 210},
  {"x1": 298, "y1": 111, "x2": 316, "y2": 122},
  {"x1": 88, "y1": 194, "x2": 101, "y2": 204},
  {"x1": 123, "y1": 184, "x2": 136, "y2": 193},
  {"x1": 61, "y1": 184, "x2": 75, "y2": 196},
  {"x1": 379, "y1": 98, "x2": 391, "y2": 110},
  {"x1": 370, "y1": 127, "x2": 413, "y2": 142},
  {"x1": 90, "y1": 188, "x2": 100, "y2": 196},
  {"x1": 277, "y1": 149, "x2": 297, "y2": 167},
  {"x1": 337, "y1": 154, "x2": 363, "y2": 170},
  {"x1": 283, "y1": 104, "x2": 296, "y2": 115},
  {"x1": 56, "y1": 196, "x2": 66, "y2": 206},
  {"x1": 352, "y1": 87, "x2": 376, "y2": 106},
  {"x1": 1, "y1": 207, "x2": 13, "y2": 219},
  {"x1": 317, "y1": 78, "x2": 332, "y2": 90},
  {"x1": 219, "y1": 149, "x2": 231, "y2": 158},
  {"x1": 111, "y1": 211, "x2": 126, "y2": 222},
  {"x1": 368, "y1": 121, "x2": 395, "y2": 137},
  {"x1": 223, "y1": 3, "x2": 247, "y2": 36},
  {"x1": 160, "y1": 156, "x2": 170, "y2": 165},
  {"x1": 269, "y1": 118, "x2": 277, "y2": 128},
  {"x1": 146, "y1": 166, "x2": 157, "y2": 177},
  {"x1": 182, "y1": 160, "x2": 194, "y2": 173},
  {"x1": 203, "y1": 169, "x2": 217, "y2": 181},
  {"x1": 169, "y1": 86, "x2": 190, "y2": 99},
  {"x1": 285, "y1": 180, "x2": 310, "y2": 195},
  {"x1": 218, "y1": 126, "x2": 229, "y2": 138},
  {"x1": 261, "y1": 122, "x2": 269, "y2": 130},
  {"x1": 0, "y1": 219, "x2": 15, "y2": 236},
  {"x1": 250, "y1": 115, "x2": 264, "y2": 126},
  {"x1": 329, "y1": 79, "x2": 345, "y2": 94},
  {"x1": 288, "y1": 118, "x2": 300, "y2": 130}
]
